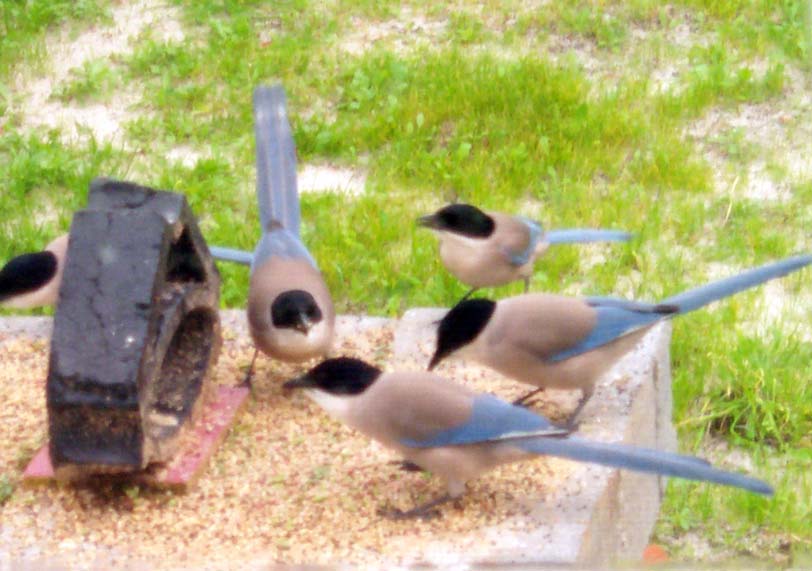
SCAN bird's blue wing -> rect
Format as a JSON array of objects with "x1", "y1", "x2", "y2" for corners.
[
  {"x1": 549, "y1": 304, "x2": 664, "y2": 362},
  {"x1": 400, "y1": 394, "x2": 567, "y2": 449},
  {"x1": 209, "y1": 246, "x2": 254, "y2": 266},
  {"x1": 505, "y1": 217, "x2": 543, "y2": 266}
]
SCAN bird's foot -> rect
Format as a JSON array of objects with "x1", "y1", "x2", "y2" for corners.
[
  {"x1": 377, "y1": 493, "x2": 452, "y2": 521},
  {"x1": 240, "y1": 369, "x2": 254, "y2": 392},
  {"x1": 388, "y1": 460, "x2": 425, "y2": 473},
  {"x1": 514, "y1": 398, "x2": 542, "y2": 410},
  {"x1": 560, "y1": 418, "x2": 581, "y2": 433},
  {"x1": 457, "y1": 288, "x2": 478, "y2": 304},
  {"x1": 377, "y1": 505, "x2": 443, "y2": 521},
  {"x1": 512, "y1": 388, "x2": 544, "y2": 407},
  {"x1": 240, "y1": 349, "x2": 258, "y2": 394},
  {"x1": 564, "y1": 393, "x2": 591, "y2": 429}
]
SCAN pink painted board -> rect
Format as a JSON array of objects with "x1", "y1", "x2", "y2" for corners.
[{"x1": 23, "y1": 386, "x2": 250, "y2": 489}]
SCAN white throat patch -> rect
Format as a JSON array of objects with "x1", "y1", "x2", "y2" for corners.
[
  {"x1": 274, "y1": 320, "x2": 331, "y2": 359},
  {"x1": 304, "y1": 389, "x2": 352, "y2": 423},
  {"x1": 435, "y1": 229, "x2": 486, "y2": 249}
]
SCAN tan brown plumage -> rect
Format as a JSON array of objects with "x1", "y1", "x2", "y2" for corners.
[
  {"x1": 473, "y1": 294, "x2": 641, "y2": 393},
  {"x1": 435, "y1": 212, "x2": 547, "y2": 288},
  {"x1": 285, "y1": 358, "x2": 773, "y2": 518},
  {"x1": 248, "y1": 257, "x2": 335, "y2": 361}
]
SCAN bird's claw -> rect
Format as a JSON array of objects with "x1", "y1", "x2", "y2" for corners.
[
  {"x1": 376, "y1": 505, "x2": 442, "y2": 521},
  {"x1": 562, "y1": 418, "x2": 581, "y2": 432},
  {"x1": 387, "y1": 460, "x2": 424, "y2": 472},
  {"x1": 513, "y1": 398, "x2": 538, "y2": 409}
]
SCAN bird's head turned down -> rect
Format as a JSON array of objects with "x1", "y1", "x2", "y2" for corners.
[
  {"x1": 417, "y1": 203, "x2": 495, "y2": 238},
  {"x1": 271, "y1": 290, "x2": 323, "y2": 334},
  {"x1": 0, "y1": 251, "x2": 59, "y2": 304},
  {"x1": 283, "y1": 357, "x2": 383, "y2": 395},
  {"x1": 429, "y1": 298, "x2": 496, "y2": 370}
]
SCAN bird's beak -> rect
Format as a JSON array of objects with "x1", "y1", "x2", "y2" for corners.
[
  {"x1": 293, "y1": 316, "x2": 313, "y2": 335},
  {"x1": 283, "y1": 374, "x2": 316, "y2": 391},
  {"x1": 416, "y1": 214, "x2": 440, "y2": 230},
  {"x1": 427, "y1": 351, "x2": 443, "y2": 371}
]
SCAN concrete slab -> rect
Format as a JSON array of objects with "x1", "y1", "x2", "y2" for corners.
[
  {"x1": 0, "y1": 316, "x2": 52, "y2": 342},
  {"x1": 23, "y1": 385, "x2": 250, "y2": 490}
]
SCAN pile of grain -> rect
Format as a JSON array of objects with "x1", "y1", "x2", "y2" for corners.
[{"x1": 0, "y1": 321, "x2": 574, "y2": 570}]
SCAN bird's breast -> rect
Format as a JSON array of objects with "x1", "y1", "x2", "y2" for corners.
[
  {"x1": 253, "y1": 319, "x2": 333, "y2": 362},
  {"x1": 437, "y1": 234, "x2": 522, "y2": 287}
]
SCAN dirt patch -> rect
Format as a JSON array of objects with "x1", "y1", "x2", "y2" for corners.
[
  {"x1": 750, "y1": 280, "x2": 812, "y2": 342},
  {"x1": 14, "y1": 0, "x2": 184, "y2": 145},
  {"x1": 339, "y1": 7, "x2": 447, "y2": 56},
  {"x1": 542, "y1": 8, "x2": 714, "y2": 98},
  {"x1": 165, "y1": 145, "x2": 206, "y2": 168},
  {"x1": 298, "y1": 164, "x2": 366, "y2": 196},
  {"x1": 687, "y1": 66, "x2": 812, "y2": 203}
]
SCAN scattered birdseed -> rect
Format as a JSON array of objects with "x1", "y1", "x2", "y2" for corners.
[{"x1": 0, "y1": 319, "x2": 577, "y2": 570}]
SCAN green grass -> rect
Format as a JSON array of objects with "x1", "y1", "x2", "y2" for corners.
[
  {"x1": 0, "y1": 474, "x2": 13, "y2": 506},
  {"x1": 2, "y1": 0, "x2": 812, "y2": 561},
  {"x1": 51, "y1": 58, "x2": 123, "y2": 104},
  {"x1": 0, "y1": 0, "x2": 110, "y2": 80},
  {"x1": 0, "y1": 131, "x2": 130, "y2": 286}
]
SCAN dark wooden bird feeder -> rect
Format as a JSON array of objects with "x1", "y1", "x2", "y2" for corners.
[{"x1": 45, "y1": 178, "x2": 222, "y2": 480}]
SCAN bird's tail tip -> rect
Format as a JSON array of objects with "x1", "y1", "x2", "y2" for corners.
[
  {"x1": 663, "y1": 252, "x2": 812, "y2": 313},
  {"x1": 546, "y1": 228, "x2": 633, "y2": 245}
]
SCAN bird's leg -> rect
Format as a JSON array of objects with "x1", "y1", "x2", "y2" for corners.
[
  {"x1": 241, "y1": 349, "x2": 259, "y2": 390},
  {"x1": 458, "y1": 287, "x2": 478, "y2": 303},
  {"x1": 565, "y1": 390, "x2": 593, "y2": 430},
  {"x1": 523, "y1": 277, "x2": 530, "y2": 293},
  {"x1": 512, "y1": 387, "x2": 544, "y2": 407},
  {"x1": 387, "y1": 460, "x2": 425, "y2": 473},
  {"x1": 378, "y1": 493, "x2": 453, "y2": 521}
]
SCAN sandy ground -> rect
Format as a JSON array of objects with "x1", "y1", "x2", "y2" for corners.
[
  {"x1": 10, "y1": 0, "x2": 369, "y2": 196},
  {"x1": 14, "y1": 0, "x2": 183, "y2": 145}
]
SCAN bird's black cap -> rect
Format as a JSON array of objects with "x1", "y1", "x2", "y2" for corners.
[
  {"x1": 0, "y1": 251, "x2": 58, "y2": 303},
  {"x1": 417, "y1": 203, "x2": 495, "y2": 238},
  {"x1": 429, "y1": 298, "x2": 496, "y2": 370},
  {"x1": 271, "y1": 290, "x2": 323, "y2": 334},
  {"x1": 284, "y1": 357, "x2": 383, "y2": 396}
]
